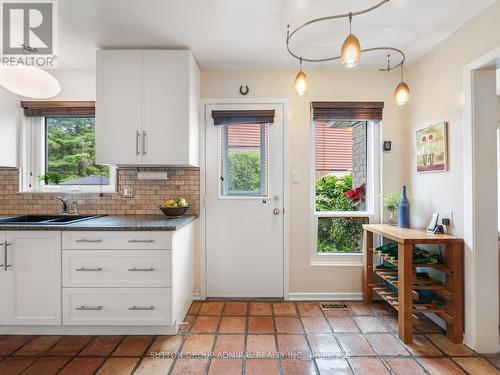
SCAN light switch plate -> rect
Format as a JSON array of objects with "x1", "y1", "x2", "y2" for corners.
[{"x1": 291, "y1": 171, "x2": 301, "y2": 184}]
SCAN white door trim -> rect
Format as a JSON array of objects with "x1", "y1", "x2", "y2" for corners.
[
  {"x1": 199, "y1": 99, "x2": 289, "y2": 300},
  {"x1": 463, "y1": 45, "x2": 500, "y2": 353}
]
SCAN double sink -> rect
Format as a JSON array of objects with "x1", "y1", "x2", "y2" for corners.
[{"x1": 0, "y1": 215, "x2": 104, "y2": 225}]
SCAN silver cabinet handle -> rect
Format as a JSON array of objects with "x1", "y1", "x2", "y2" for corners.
[
  {"x1": 128, "y1": 239, "x2": 154, "y2": 243},
  {"x1": 76, "y1": 267, "x2": 103, "y2": 272},
  {"x1": 75, "y1": 239, "x2": 102, "y2": 243},
  {"x1": 142, "y1": 130, "x2": 147, "y2": 156},
  {"x1": 0, "y1": 242, "x2": 4, "y2": 268},
  {"x1": 76, "y1": 305, "x2": 103, "y2": 311},
  {"x1": 128, "y1": 267, "x2": 154, "y2": 272},
  {"x1": 136, "y1": 130, "x2": 141, "y2": 156},
  {"x1": 4, "y1": 242, "x2": 11, "y2": 271},
  {"x1": 129, "y1": 305, "x2": 155, "y2": 311}
]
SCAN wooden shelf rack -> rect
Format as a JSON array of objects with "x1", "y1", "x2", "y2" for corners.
[{"x1": 362, "y1": 224, "x2": 464, "y2": 344}]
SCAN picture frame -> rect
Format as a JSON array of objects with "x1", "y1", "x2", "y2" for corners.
[{"x1": 416, "y1": 122, "x2": 448, "y2": 173}]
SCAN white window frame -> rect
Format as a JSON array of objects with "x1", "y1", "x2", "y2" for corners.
[
  {"x1": 310, "y1": 119, "x2": 382, "y2": 266},
  {"x1": 20, "y1": 116, "x2": 117, "y2": 194}
]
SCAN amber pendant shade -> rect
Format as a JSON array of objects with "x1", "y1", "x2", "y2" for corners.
[
  {"x1": 295, "y1": 70, "x2": 307, "y2": 96},
  {"x1": 394, "y1": 81, "x2": 410, "y2": 106},
  {"x1": 341, "y1": 34, "x2": 361, "y2": 68}
]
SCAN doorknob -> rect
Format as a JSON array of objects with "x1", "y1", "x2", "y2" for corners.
[{"x1": 273, "y1": 208, "x2": 281, "y2": 215}]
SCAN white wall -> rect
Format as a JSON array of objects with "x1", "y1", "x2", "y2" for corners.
[
  {"x1": 0, "y1": 88, "x2": 20, "y2": 167},
  {"x1": 201, "y1": 69, "x2": 408, "y2": 296},
  {"x1": 49, "y1": 69, "x2": 96, "y2": 100},
  {"x1": 406, "y1": 0, "x2": 500, "y2": 233},
  {"x1": 406, "y1": 0, "x2": 500, "y2": 352}
]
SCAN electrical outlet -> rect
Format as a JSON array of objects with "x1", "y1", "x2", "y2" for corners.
[{"x1": 439, "y1": 210, "x2": 453, "y2": 225}]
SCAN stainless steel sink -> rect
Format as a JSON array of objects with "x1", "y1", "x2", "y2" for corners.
[{"x1": 0, "y1": 215, "x2": 105, "y2": 225}]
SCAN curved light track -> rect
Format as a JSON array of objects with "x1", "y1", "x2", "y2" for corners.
[{"x1": 286, "y1": 0, "x2": 405, "y2": 71}]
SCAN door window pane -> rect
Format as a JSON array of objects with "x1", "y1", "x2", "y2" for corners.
[{"x1": 220, "y1": 123, "x2": 268, "y2": 196}]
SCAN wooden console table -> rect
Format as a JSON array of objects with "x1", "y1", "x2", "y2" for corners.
[{"x1": 362, "y1": 224, "x2": 464, "y2": 344}]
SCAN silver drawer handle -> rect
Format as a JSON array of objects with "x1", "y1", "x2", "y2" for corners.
[
  {"x1": 128, "y1": 267, "x2": 154, "y2": 272},
  {"x1": 76, "y1": 267, "x2": 103, "y2": 272},
  {"x1": 76, "y1": 305, "x2": 103, "y2": 311},
  {"x1": 129, "y1": 305, "x2": 155, "y2": 311},
  {"x1": 75, "y1": 239, "x2": 103, "y2": 243},
  {"x1": 128, "y1": 239, "x2": 155, "y2": 243}
]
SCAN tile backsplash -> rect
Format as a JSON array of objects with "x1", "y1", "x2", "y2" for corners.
[{"x1": 0, "y1": 168, "x2": 199, "y2": 216}]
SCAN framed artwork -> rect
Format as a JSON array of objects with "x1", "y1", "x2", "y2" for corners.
[{"x1": 416, "y1": 122, "x2": 448, "y2": 173}]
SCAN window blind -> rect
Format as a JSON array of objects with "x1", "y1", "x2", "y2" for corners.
[
  {"x1": 211, "y1": 109, "x2": 275, "y2": 126},
  {"x1": 21, "y1": 101, "x2": 95, "y2": 117},
  {"x1": 312, "y1": 101, "x2": 384, "y2": 121}
]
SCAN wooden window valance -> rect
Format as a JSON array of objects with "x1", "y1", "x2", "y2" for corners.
[
  {"x1": 211, "y1": 110, "x2": 275, "y2": 126},
  {"x1": 312, "y1": 101, "x2": 384, "y2": 121},
  {"x1": 21, "y1": 101, "x2": 95, "y2": 117}
]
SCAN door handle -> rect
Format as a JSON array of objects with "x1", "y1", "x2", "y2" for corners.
[
  {"x1": 128, "y1": 267, "x2": 154, "y2": 272},
  {"x1": 136, "y1": 130, "x2": 141, "y2": 156},
  {"x1": 75, "y1": 239, "x2": 102, "y2": 243},
  {"x1": 273, "y1": 208, "x2": 281, "y2": 215},
  {"x1": 128, "y1": 239, "x2": 154, "y2": 243},
  {"x1": 76, "y1": 305, "x2": 103, "y2": 311},
  {"x1": 128, "y1": 305, "x2": 155, "y2": 311},
  {"x1": 4, "y1": 242, "x2": 11, "y2": 271},
  {"x1": 76, "y1": 267, "x2": 103, "y2": 272},
  {"x1": 0, "y1": 242, "x2": 3, "y2": 268},
  {"x1": 142, "y1": 131, "x2": 147, "y2": 156}
]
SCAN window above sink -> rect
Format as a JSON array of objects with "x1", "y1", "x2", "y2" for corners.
[{"x1": 20, "y1": 103, "x2": 117, "y2": 194}]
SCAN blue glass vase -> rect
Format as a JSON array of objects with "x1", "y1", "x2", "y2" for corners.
[{"x1": 398, "y1": 186, "x2": 410, "y2": 228}]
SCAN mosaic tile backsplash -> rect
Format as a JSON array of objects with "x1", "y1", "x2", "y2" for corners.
[{"x1": 0, "y1": 168, "x2": 200, "y2": 216}]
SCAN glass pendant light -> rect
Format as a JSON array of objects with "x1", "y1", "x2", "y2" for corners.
[
  {"x1": 294, "y1": 57, "x2": 307, "y2": 96},
  {"x1": 0, "y1": 66, "x2": 61, "y2": 98},
  {"x1": 394, "y1": 63, "x2": 410, "y2": 106},
  {"x1": 341, "y1": 13, "x2": 361, "y2": 68}
]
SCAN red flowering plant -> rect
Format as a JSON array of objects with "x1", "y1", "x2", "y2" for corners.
[{"x1": 345, "y1": 183, "x2": 366, "y2": 207}]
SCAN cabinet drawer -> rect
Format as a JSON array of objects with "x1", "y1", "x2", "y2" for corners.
[
  {"x1": 62, "y1": 250, "x2": 171, "y2": 288},
  {"x1": 63, "y1": 288, "x2": 172, "y2": 326},
  {"x1": 62, "y1": 231, "x2": 171, "y2": 250}
]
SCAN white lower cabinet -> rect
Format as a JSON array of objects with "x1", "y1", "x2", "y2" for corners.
[
  {"x1": 0, "y1": 231, "x2": 61, "y2": 325},
  {"x1": 0, "y1": 223, "x2": 195, "y2": 333},
  {"x1": 63, "y1": 288, "x2": 172, "y2": 326},
  {"x1": 61, "y1": 226, "x2": 195, "y2": 329}
]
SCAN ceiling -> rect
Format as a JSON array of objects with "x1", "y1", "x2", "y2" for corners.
[{"x1": 57, "y1": 0, "x2": 494, "y2": 70}]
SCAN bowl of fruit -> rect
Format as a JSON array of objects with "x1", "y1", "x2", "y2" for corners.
[{"x1": 160, "y1": 197, "x2": 189, "y2": 217}]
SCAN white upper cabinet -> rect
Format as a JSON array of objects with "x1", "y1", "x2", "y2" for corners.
[
  {"x1": 96, "y1": 50, "x2": 200, "y2": 167},
  {"x1": 96, "y1": 50, "x2": 143, "y2": 165}
]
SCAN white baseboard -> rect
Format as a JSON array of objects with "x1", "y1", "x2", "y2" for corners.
[
  {"x1": 193, "y1": 292, "x2": 202, "y2": 300},
  {"x1": 288, "y1": 293, "x2": 362, "y2": 301},
  {"x1": 0, "y1": 325, "x2": 178, "y2": 335}
]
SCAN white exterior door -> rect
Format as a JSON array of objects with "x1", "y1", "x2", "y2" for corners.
[
  {"x1": 4, "y1": 231, "x2": 61, "y2": 325},
  {"x1": 205, "y1": 103, "x2": 284, "y2": 297}
]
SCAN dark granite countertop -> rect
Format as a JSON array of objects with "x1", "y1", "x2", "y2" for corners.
[{"x1": 0, "y1": 215, "x2": 198, "y2": 231}]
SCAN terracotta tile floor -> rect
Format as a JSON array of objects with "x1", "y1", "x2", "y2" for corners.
[{"x1": 0, "y1": 300, "x2": 498, "y2": 374}]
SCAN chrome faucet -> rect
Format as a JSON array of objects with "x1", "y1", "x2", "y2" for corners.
[{"x1": 56, "y1": 196, "x2": 69, "y2": 214}]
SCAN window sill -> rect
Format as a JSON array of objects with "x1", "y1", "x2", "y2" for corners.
[
  {"x1": 20, "y1": 186, "x2": 117, "y2": 194},
  {"x1": 310, "y1": 253, "x2": 363, "y2": 267}
]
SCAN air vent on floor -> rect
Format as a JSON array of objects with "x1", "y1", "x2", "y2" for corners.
[{"x1": 319, "y1": 302, "x2": 351, "y2": 311}]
